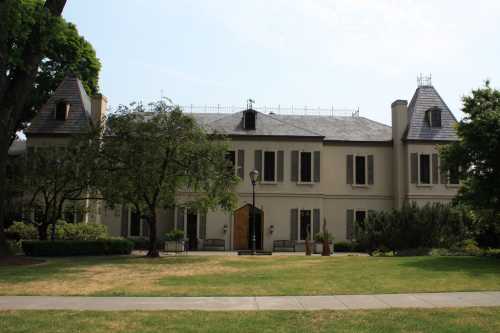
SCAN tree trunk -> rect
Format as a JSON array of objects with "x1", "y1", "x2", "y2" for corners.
[
  {"x1": 0, "y1": 138, "x2": 9, "y2": 256},
  {"x1": 38, "y1": 224, "x2": 48, "y2": 241},
  {"x1": 147, "y1": 208, "x2": 159, "y2": 258}
]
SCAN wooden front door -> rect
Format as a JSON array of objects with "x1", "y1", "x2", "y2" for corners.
[{"x1": 233, "y1": 205, "x2": 250, "y2": 250}]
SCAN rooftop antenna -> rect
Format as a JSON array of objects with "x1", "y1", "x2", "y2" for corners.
[
  {"x1": 417, "y1": 73, "x2": 432, "y2": 87},
  {"x1": 247, "y1": 98, "x2": 255, "y2": 110}
]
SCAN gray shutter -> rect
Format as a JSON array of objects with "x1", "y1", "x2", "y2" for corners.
[
  {"x1": 120, "y1": 205, "x2": 128, "y2": 237},
  {"x1": 254, "y1": 150, "x2": 262, "y2": 181},
  {"x1": 346, "y1": 155, "x2": 353, "y2": 184},
  {"x1": 432, "y1": 153, "x2": 438, "y2": 184},
  {"x1": 290, "y1": 208, "x2": 298, "y2": 240},
  {"x1": 166, "y1": 207, "x2": 175, "y2": 232},
  {"x1": 367, "y1": 155, "x2": 374, "y2": 185},
  {"x1": 313, "y1": 209, "x2": 320, "y2": 237},
  {"x1": 277, "y1": 150, "x2": 284, "y2": 182},
  {"x1": 237, "y1": 150, "x2": 245, "y2": 179},
  {"x1": 440, "y1": 157, "x2": 448, "y2": 184},
  {"x1": 176, "y1": 207, "x2": 185, "y2": 230},
  {"x1": 410, "y1": 153, "x2": 418, "y2": 184},
  {"x1": 291, "y1": 151, "x2": 299, "y2": 182},
  {"x1": 346, "y1": 209, "x2": 354, "y2": 240},
  {"x1": 199, "y1": 213, "x2": 207, "y2": 239},
  {"x1": 313, "y1": 151, "x2": 321, "y2": 182}
]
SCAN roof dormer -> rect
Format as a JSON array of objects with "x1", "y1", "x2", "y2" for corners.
[
  {"x1": 242, "y1": 109, "x2": 256, "y2": 130},
  {"x1": 425, "y1": 107, "x2": 441, "y2": 128},
  {"x1": 55, "y1": 100, "x2": 70, "y2": 121}
]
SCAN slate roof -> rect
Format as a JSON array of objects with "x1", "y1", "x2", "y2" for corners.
[
  {"x1": 25, "y1": 75, "x2": 92, "y2": 136},
  {"x1": 405, "y1": 85, "x2": 458, "y2": 141},
  {"x1": 187, "y1": 110, "x2": 392, "y2": 142}
]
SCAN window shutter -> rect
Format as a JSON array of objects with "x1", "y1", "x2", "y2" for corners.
[
  {"x1": 199, "y1": 213, "x2": 207, "y2": 239},
  {"x1": 176, "y1": 207, "x2": 185, "y2": 230},
  {"x1": 290, "y1": 208, "x2": 298, "y2": 240},
  {"x1": 277, "y1": 150, "x2": 284, "y2": 182},
  {"x1": 237, "y1": 150, "x2": 245, "y2": 179},
  {"x1": 410, "y1": 153, "x2": 418, "y2": 184},
  {"x1": 313, "y1": 209, "x2": 320, "y2": 237},
  {"x1": 440, "y1": 157, "x2": 448, "y2": 184},
  {"x1": 291, "y1": 151, "x2": 299, "y2": 182},
  {"x1": 254, "y1": 150, "x2": 262, "y2": 181},
  {"x1": 346, "y1": 209, "x2": 354, "y2": 240},
  {"x1": 431, "y1": 153, "x2": 438, "y2": 184},
  {"x1": 367, "y1": 155, "x2": 374, "y2": 185},
  {"x1": 313, "y1": 151, "x2": 321, "y2": 182},
  {"x1": 120, "y1": 205, "x2": 128, "y2": 237},
  {"x1": 166, "y1": 207, "x2": 175, "y2": 232},
  {"x1": 346, "y1": 155, "x2": 353, "y2": 184}
]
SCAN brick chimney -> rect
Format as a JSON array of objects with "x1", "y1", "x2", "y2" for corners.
[{"x1": 91, "y1": 94, "x2": 108, "y2": 126}]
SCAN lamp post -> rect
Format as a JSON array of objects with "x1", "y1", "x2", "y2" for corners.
[{"x1": 249, "y1": 169, "x2": 259, "y2": 255}]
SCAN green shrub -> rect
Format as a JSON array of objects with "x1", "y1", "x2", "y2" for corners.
[
  {"x1": 5, "y1": 221, "x2": 38, "y2": 240},
  {"x1": 334, "y1": 241, "x2": 359, "y2": 252},
  {"x1": 55, "y1": 221, "x2": 108, "y2": 240},
  {"x1": 7, "y1": 240, "x2": 22, "y2": 255},
  {"x1": 22, "y1": 239, "x2": 133, "y2": 257},
  {"x1": 165, "y1": 229, "x2": 184, "y2": 241},
  {"x1": 483, "y1": 248, "x2": 500, "y2": 259},
  {"x1": 451, "y1": 239, "x2": 483, "y2": 256}
]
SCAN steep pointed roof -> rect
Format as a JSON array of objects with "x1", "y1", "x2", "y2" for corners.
[
  {"x1": 405, "y1": 85, "x2": 458, "y2": 141},
  {"x1": 25, "y1": 74, "x2": 92, "y2": 136}
]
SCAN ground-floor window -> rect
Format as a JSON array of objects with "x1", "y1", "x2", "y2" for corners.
[
  {"x1": 129, "y1": 209, "x2": 142, "y2": 237},
  {"x1": 299, "y1": 209, "x2": 312, "y2": 240}
]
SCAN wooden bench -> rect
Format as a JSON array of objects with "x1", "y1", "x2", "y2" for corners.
[
  {"x1": 203, "y1": 239, "x2": 226, "y2": 251},
  {"x1": 273, "y1": 240, "x2": 296, "y2": 252}
]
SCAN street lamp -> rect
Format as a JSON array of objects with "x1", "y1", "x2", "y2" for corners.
[{"x1": 249, "y1": 169, "x2": 259, "y2": 254}]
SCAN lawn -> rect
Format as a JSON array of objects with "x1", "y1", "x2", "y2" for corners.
[
  {"x1": 0, "y1": 255, "x2": 499, "y2": 296},
  {"x1": 1, "y1": 308, "x2": 500, "y2": 333}
]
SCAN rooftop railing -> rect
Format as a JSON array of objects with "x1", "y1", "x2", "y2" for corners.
[{"x1": 179, "y1": 105, "x2": 360, "y2": 117}]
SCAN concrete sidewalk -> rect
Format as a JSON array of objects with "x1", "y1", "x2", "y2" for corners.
[{"x1": 1, "y1": 292, "x2": 500, "y2": 311}]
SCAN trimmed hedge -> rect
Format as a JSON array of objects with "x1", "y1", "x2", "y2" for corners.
[
  {"x1": 334, "y1": 241, "x2": 361, "y2": 252},
  {"x1": 22, "y1": 239, "x2": 134, "y2": 257}
]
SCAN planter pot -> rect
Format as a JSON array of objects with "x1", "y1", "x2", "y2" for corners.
[
  {"x1": 164, "y1": 240, "x2": 185, "y2": 252},
  {"x1": 314, "y1": 241, "x2": 333, "y2": 254}
]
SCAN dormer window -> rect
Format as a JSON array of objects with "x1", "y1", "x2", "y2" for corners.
[
  {"x1": 425, "y1": 107, "x2": 441, "y2": 127},
  {"x1": 243, "y1": 109, "x2": 256, "y2": 130},
  {"x1": 55, "y1": 101, "x2": 70, "y2": 121}
]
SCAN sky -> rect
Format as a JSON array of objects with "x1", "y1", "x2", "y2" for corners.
[{"x1": 63, "y1": 0, "x2": 500, "y2": 125}]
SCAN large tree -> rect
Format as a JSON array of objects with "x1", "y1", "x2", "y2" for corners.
[
  {"x1": 0, "y1": 0, "x2": 100, "y2": 255},
  {"x1": 440, "y1": 81, "x2": 500, "y2": 242},
  {"x1": 99, "y1": 101, "x2": 238, "y2": 257}
]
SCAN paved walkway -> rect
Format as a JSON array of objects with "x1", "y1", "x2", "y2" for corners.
[{"x1": 1, "y1": 292, "x2": 499, "y2": 311}]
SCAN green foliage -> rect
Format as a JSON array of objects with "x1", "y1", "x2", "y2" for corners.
[
  {"x1": 165, "y1": 229, "x2": 185, "y2": 241},
  {"x1": 333, "y1": 241, "x2": 359, "y2": 252},
  {"x1": 22, "y1": 239, "x2": 133, "y2": 256},
  {"x1": 0, "y1": 0, "x2": 100, "y2": 131},
  {"x1": 5, "y1": 221, "x2": 38, "y2": 240},
  {"x1": 356, "y1": 202, "x2": 472, "y2": 252},
  {"x1": 440, "y1": 81, "x2": 500, "y2": 211},
  {"x1": 54, "y1": 221, "x2": 108, "y2": 241}
]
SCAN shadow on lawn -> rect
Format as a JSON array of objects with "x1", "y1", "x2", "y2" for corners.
[{"x1": 398, "y1": 256, "x2": 500, "y2": 276}]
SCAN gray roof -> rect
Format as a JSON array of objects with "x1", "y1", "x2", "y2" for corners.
[
  {"x1": 405, "y1": 85, "x2": 458, "y2": 141},
  {"x1": 25, "y1": 75, "x2": 92, "y2": 135},
  {"x1": 188, "y1": 111, "x2": 392, "y2": 142}
]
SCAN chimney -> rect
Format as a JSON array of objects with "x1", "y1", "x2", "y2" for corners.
[
  {"x1": 391, "y1": 99, "x2": 408, "y2": 209},
  {"x1": 91, "y1": 94, "x2": 108, "y2": 126}
]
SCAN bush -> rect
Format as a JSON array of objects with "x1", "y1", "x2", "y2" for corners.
[
  {"x1": 5, "y1": 221, "x2": 38, "y2": 240},
  {"x1": 483, "y1": 248, "x2": 500, "y2": 259},
  {"x1": 55, "y1": 221, "x2": 108, "y2": 240},
  {"x1": 165, "y1": 229, "x2": 184, "y2": 241},
  {"x1": 22, "y1": 239, "x2": 133, "y2": 256},
  {"x1": 334, "y1": 241, "x2": 359, "y2": 252}
]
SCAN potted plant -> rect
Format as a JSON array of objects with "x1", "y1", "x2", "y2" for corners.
[
  {"x1": 314, "y1": 219, "x2": 334, "y2": 255},
  {"x1": 164, "y1": 229, "x2": 185, "y2": 252}
]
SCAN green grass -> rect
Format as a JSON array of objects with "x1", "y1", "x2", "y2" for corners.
[
  {"x1": 0, "y1": 255, "x2": 499, "y2": 296},
  {"x1": 1, "y1": 308, "x2": 500, "y2": 333}
]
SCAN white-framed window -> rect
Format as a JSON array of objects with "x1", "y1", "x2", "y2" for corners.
[
  {"x1": 354, "y1": 155, "x2": 368, "y2": 185},
  {"x1": 225, "y1": 150, "x2": 237, "y2": 175},
  {"x1": 262, "y1": 150, "x2": 277, "y2": 182},
  {"x1": 418, "y1": 153, "x2": 431, "y2": 185},
  {"x1": 299, "y1": 151, "x2": 312, "y2": 183},
  {"x1": 63, "y1": 203, "x2": 84, "y2": 223},
  {"x1": 299, "y1": 209, "x2": 312, "y2": 240}
]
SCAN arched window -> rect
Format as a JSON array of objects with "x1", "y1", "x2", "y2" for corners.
[
  {"x1": 55, "y1": 101, "x2": 70, "y2": 121},
  {"x1": 425, "y1": 107, "x2": 441, "y2": 127}
]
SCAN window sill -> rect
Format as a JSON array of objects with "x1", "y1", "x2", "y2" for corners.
[
  {"x1": 446, "y1": 184, "x2": 460, "y2": 188},
  {"x1": 260, "y1": 181, "x2": 278, "y2": 185},
  {"x1": 416, "y1": 183, "x2": 433, "y2": 187},
  {"x1": 296, "y1": 181, "x2": 314, "y2": 185},
  {"x1": 352, "y1": 184, "x2": 370, "y2": 188}
]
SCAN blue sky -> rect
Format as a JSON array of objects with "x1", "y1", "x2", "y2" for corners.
[{"x1": 63, "y1": 0, "x2": 500, "y2": 125}]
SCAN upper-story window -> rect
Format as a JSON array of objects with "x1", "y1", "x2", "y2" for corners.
[
  {"x1": 419, "y1": 154, "x2": 431, "y2": 184},
  {"x1": 426, "y1": 107, "x2": 441, "y2": 127},
  {"x1": 300, "y1": 152, "x2": 312, "y2": 183},
  {"x1": 225, "y1": 151, "x2": 236, "y2": 172},
  {"x1": 55, "y1": 101, "x2": 70, "y2": 121},
  {"x1": 263, "y1": 151, "x2": 276, "y2": 182},
  {"x1": 355, "y1": 155, "x2": 367, "y2": 185}
]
